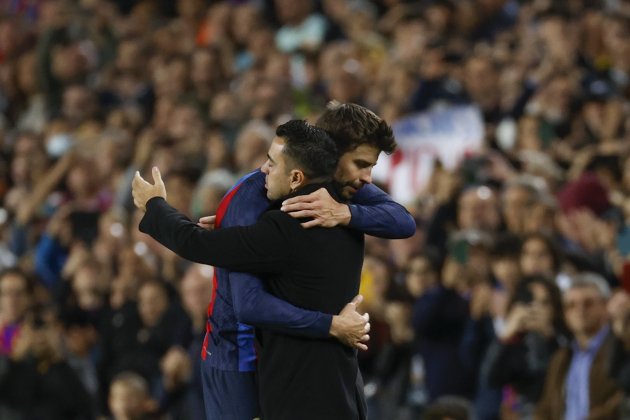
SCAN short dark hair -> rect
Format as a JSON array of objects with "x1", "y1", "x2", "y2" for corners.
[
  {"x1": 276, "y1": 120, "x2": 338, "y2": 181},
  {"x1": 422, "y1": 396, "x2": 472, "y2": 420},
  {"x1": 315, "y1": 101, "x2": 396, "y2": 155},
  {"x1": 59, "y1": 306, "x2": 94, "y2": 329},
  {"x1": 521, "y1": 232, "x2": 562, "y2": 273},
  {"x1": 490, "y1": 233, "x2": 522, "y2": 260}
]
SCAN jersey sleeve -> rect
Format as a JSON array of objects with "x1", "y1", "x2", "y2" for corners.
[
  {"x1": 230, "y1": 271, "x2": 332, "y2": 337},
  {"x1": 347, "y1": 183, "x2": 416, "y2": 238}
]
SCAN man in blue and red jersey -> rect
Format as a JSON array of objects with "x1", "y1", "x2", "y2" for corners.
[{"x1": 141, "y1": 104, "x2": 415, "y2": 419}]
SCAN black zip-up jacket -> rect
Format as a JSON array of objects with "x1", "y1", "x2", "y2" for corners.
[{"x1": 139, "y1": 183, "x2": 366, "y2": 420}]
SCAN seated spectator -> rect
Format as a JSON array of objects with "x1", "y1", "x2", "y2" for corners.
[
  {"x1": 535, "y1": 273, "x2": 624, "y2": 419},
  {"x1": 0, "y1": 307, "x2": 91, "y2": 420},
  {"x1": 100, "y1": 279, "x2": 188, "y2": 386},
  {"x1": 168, "y1": 263, "x2": 214, "y2": 420},
  {"x1": 519, "y1": 232, "x2": 562, "y2": 283},
  {"x1": 364, "y1": 292, "x2": 418, "y2": 420},
  {"x1": 108, "y1": 371, "x2": 158, "y2": 420},
  {"x1": 481, "y1": 275, "x2": 569, "y2": 419},
  {"x1": 153, "y1": 346, "x2": 195, "y2": 419},
  {"x1": 60, "y1": 306, "x2": 102, "y2": 417},
  {"x1": 412, "y1": 256, "x2": 475, "y2": 401},
  {"x1": 460, "y1": 232, "x2": 510, "y2": 420},
  {"x1": 501, "y1": 176, "x2": 544, "y2": 236}
]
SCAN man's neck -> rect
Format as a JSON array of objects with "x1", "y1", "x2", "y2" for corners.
[
  {"x1": 575, "y1": 334, "x2": 593, "y2": 350},
  {"x1": 574, "y1": 324, "x2": 607, "y2": 350}
]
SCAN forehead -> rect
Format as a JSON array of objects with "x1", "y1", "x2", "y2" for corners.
[
  {"x1": 523, "y1": 237, "x2": 547, "y2": 250},
  {"x1": 111, "y1": 381, "x2": 140, "y2": 394},
  {"x1": 505, "y1": 185, "x2": 532, "y2": 199},
  {"x1": 529, "y1": 282, "x2": 549, "y2": 297},
  {"x1": 409, "y1": 257, "x2": 432, "y2": 270},
  {"x1": 460, "y1": 187, "x2": 496, "y2": 204},
  {"x1": 564, "y1": 285, "x2": 601, "y2": 300},
  {"x1": 342, "y1": 144, "x2": 380, "y2": 163},
  {"x1": 268, "y1": 136, "x2": 286, "y2": 159},
  {"x1": 139, "y1": 283, "x2": 167, "y2": 298},
  {"x1": 0, "y1": 274, "x2": 26, "y2": 290}
]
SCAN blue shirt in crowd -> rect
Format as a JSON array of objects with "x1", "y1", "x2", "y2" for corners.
[{"x1": 565, "y1": 324, "x2": 610, "y2": 420}]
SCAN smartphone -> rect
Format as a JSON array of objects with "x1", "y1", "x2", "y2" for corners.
[
  {"x1": 513, "y1": 287, "x2": 534, "y2": 305},
  {"x1": 449, "y1": 238, "x2": 469, "y2": 265}
]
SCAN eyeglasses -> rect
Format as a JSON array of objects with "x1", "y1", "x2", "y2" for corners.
[{"x1": 564, "y1": 297, "x2": 601, "y2": 310}]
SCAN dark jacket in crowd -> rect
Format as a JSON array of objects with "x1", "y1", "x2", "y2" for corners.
[
  {"x1": 535, "y1": 331, "x2": 623, "y2": 420},
  {"x1": 481, "y1": 332, "x2": 565, "y2": 416},
  {"x1": 412, "y1": 286, "x2": 475, "y2": 401},
  {"x1": 0, "y1": 354, "x2": 92, "y2": 420}
]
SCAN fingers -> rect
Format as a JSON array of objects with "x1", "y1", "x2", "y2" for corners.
[
  {"x1": 133, "y1": 170, "x2": 145, "y2": 187},
  {"x1": 287, "y1": 209, "x2": 314, "y2": 219},
  {"x1": 152, "y1": 166, "x2": 164, "y2": 187},
  {"x1": 365, "y1": 322, "x2": 371, "y2": 333},
  {"x1": 281, "y1": 201, "x2": 316, "y2": 212},
  {"x1": 351, "y1": 294, "x2": 363, "y2": 306},
  {"x1": 198, "y1": 215, "x2": 216, "y2": 229},
  {"x1": 283, "y1": 189, "x2": 325, "y2": 206},
  {"x1": 362, "y1": 312, "x2": 370, "y2": 322},
  {"x1": 282, "y1": 195, "x2": 317, "y2": 208},
  {"x1": 300, "y1": 219, "x2": 322, "y2": 229},
  {"x1": 354, "y1": 333, "x2": 370, "y2": 351},
  {"x1": 199, "y1": 215, "x2": 216, "y2": 224}
]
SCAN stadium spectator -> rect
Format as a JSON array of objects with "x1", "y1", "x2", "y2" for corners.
[{"x1": 535, "y1": 273, "x2": 623, "y2": 419}]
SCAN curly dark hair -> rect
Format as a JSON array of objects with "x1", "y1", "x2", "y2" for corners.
[{"x1": 315, "y1": 101, "x2": 397, "y2": 155}]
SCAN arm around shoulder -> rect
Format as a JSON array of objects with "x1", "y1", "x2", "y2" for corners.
[{"x1": 348, "y1": 184, "x2": 416, "y2": 239}]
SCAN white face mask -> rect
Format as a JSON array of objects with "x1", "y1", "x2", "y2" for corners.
[{"x1": 46, "y1": 133, "x2": 74, "y2": 157}]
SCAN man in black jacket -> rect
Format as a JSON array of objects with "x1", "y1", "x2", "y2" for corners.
[{"x1": 133, "y1": 120, "x2": 368, "y2": 420}]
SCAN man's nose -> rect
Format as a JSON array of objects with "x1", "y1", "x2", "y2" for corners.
[
  {"x1": 261, "y1": 161, "x2": 269, "y2": 174},
  {"x1": 360, "y1": 170, "x2": 372, "y2": 184}
]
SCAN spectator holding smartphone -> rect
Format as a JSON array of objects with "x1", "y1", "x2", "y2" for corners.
[{"x1": 481, "y1": 275, "x2": 569, "y2": 419}]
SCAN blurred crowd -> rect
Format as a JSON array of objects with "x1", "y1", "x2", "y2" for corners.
[{"x1": 1, "y1": 0, "x2": 630, "y2": 419}]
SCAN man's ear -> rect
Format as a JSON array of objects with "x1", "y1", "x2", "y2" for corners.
[{"x1": 289, "y1": 169, "x2": 306, "y2": 192}]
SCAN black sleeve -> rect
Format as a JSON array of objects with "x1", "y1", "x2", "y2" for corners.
[
  {"x1": 47, "y1": 362, "x2": 93, "y2": 419},
  {"x1": 482, "y1": 334, "x2": 553, "y2": 402},
  {"x1": 139, "y1": 197, "x2": 290, "y2": 273},
  {"x1": 481, "y1": 339, "x2": 517, "y2": 388}
]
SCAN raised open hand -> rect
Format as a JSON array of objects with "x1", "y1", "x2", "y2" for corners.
[{"x1": 132, "y1": 167, "x2": 167, "y2": 212}]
